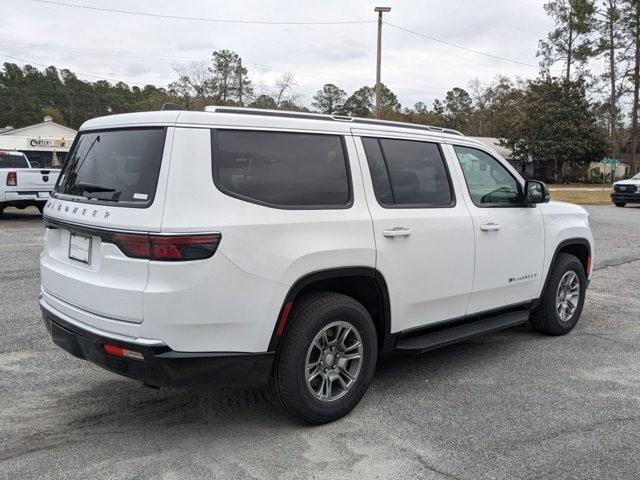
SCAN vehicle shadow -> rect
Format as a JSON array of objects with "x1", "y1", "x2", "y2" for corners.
[{"x1": 47, "y1": 325, "x2": 538, "y2": 433}]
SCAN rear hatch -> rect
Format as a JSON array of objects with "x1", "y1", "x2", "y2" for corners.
[{"x1": 41, "y1": 127, "x2": 171, "y2": 324}]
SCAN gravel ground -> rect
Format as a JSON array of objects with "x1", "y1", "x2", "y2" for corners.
[{"x1": 1, "y1": 205, "x2": 639, "y2": 480}]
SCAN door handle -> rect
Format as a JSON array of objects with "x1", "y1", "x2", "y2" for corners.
[
  {"x1": 480, "y1": 222, "x2": 500, "y2": 232},
  {"x1": 383, "y1": 227, "x2": 413, "y2": 237}
]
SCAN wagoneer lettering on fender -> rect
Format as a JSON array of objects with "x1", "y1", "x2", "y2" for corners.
[{"x1": 40, "y1": 106, "x2": 594, "y2": 424}]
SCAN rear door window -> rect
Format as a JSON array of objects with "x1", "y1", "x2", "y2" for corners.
[
  {"x1": 55, "y1": 128, "x2": 166, "y2": 207},
  {"x1": 212, "y1": 130, "x2": 351, "y2": 208},
  {"x1": 361, "y1": 137, "x2": 454, "y2": 207}
]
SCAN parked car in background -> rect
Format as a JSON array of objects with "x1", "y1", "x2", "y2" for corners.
[
  {"x1": 611, "y1": 172, "x2": 640, "y2": 207},
  {"x1": 0, "y1": 150, "x2": 60, "y2": 217},
  {"x1": 40, "y1": 107, "x2": 593, "y2": 424}
]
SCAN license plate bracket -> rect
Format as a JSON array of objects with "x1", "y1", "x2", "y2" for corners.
[{"x1": 69, "y1": 233, "x2": 92, "y2": 264}]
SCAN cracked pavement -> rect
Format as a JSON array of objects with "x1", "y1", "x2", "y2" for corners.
[{"x1": 1, "y1": 205, "x2": 639, "y2": 480}]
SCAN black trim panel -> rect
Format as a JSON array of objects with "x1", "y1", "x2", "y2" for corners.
[
  {"x1": 529, "y1": 238, "x2": 591, "y2": 310},
  {"x1": 611, "y1": 193, "x2": 640, "y2": 203},
  {"x1": 267, "y1": 267, "x2": 392, "y2": 352},
  {"x1": 42, "y1": 307, "x2": 274, "y2": 388},
  {"x1": 396, "y1": 301, "x2": 533, "y2": 342},
  {"x1": 396, "y1": 310, "x2": 529, "y2": 353}
]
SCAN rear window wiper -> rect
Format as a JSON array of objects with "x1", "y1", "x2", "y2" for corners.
[
  {"x1": 69, "y1": 182, "x2": 122, "y2": 201},
  {"x1": 84, "y1": 188, "x2": 122, "y2": 202},
  {"x1": 73, "y1": 182, "x2": 117, "y2": 194}
]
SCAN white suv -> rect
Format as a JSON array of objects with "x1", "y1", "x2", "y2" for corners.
[{"x1": 40, "y1": 107, "x2": 593, "y2": 424}]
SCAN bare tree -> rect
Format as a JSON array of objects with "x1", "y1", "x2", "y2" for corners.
[
  {"x1": 272, "y1": 72, "x2": 299, "y2": 108},
  {"x1": 169, "y1": 61, "x2": 215, "y2": 108}
]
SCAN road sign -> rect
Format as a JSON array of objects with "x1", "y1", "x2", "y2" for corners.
[
  {"x1": 601, "y1": 157, "x2": 620, "y2": 165},
  {"x1": 600, "y1": 158, "x2": 621, "y2": 191}
]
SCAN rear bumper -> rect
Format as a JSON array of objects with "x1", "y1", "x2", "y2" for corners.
[
  {"x1": 611, "y1": 192, "x2": 640, "y2": 203},
  {"x1": 41, "y1": 301, "x2": 274, "y2": 388},
  {"x1": 4, "y1": 191, "x2": 50, "y2": 201}
]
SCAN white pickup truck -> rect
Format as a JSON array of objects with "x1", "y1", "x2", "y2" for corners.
[{"x1": 0, "y1": 150, "x2": 60, "y2": 217}]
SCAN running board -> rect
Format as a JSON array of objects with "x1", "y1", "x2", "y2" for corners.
[{"x1": 395, "y1": 310, "x2": 529, "y2": 353}]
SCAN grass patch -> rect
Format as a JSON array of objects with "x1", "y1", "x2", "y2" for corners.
[
  {"x1": 547, "y1": 183, "x2": 605, "y2": 189},
  {"x1": 550, "y1": 189, "x2": 612, "y2": 205}
]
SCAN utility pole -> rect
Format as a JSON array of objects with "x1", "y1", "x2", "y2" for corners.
[
  {"x1": 374, "y1": 7, "x2": 391, "y2": 119},
  {"x1": 238, "y1": 59, "x2": 244, "y2": 107}
]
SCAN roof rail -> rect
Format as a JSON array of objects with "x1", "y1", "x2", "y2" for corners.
[{"x1": 203, "y1": 106, "x2": 464, "y2": 136}]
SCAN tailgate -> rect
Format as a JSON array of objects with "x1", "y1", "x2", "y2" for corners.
[{"x1": 14, "y1": 169, "x2": 59, "y2": 192}]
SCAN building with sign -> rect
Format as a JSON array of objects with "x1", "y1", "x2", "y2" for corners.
[{"x1": 0, "y1": 116, "x2": 77, "y2": 168}]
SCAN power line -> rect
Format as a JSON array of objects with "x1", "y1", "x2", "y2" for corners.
[
  {"x1": 0, "y1": 42, "x2": 447, "y2": 95},
  {"x1": 383, "y1": 21, "x2": 540, "y2": 69},
  {"x1": 0, "y1": 41, "x2": 201, "y2": 62},
  {"x1": 33, "y1": 0, "x2": 376, "y2": 25}
]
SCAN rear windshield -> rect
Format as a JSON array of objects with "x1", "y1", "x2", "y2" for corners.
[
  {"x1": 0, "y1": 152, "x2": 29, "y2": 168},
  {"x1": 55, "y1": 128, "x2": 165, "y2": 207}
]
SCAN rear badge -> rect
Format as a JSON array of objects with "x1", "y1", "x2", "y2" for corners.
[{"x1": 45, "y1": 199, "x2": 112, "y2": 221}]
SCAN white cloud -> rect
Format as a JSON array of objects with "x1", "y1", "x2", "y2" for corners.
[{"x1": 0, "y1": 0, "x2": 555, "y2": 109}]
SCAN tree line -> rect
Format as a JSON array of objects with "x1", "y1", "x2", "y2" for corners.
[{"x1": 0, "y1": 0, "x2": 638, "y2": 181}]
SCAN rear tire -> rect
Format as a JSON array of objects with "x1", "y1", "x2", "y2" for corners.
[
  {"x1": 530, "y1": 253, "x2": 586, "y2": 335},
  {"x1": 268, "y1": 292, "x2": 377, "y2": 424},
  {"x1": 614, "y1": 202, "x2": 626, "y2": 207},
  {"x1": 0, "y1": 207, "x2": 4, "y2": 218},
  {"x1": 37, "y1": 205, "x2": 44, "y2": 215}
]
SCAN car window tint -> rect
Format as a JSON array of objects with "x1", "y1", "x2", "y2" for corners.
[
  {"x1": 378, "y1": 139, "x2": 452, "y2": 206},
  {"x1": 214, "y1": 130, "x2": 350, "y2": 208},
  {"x1": 0, "y1": 153, "x2": 29, "y2": 168},
  {"x1": 56, "y1": 128, "x2": 166, "y2": 206},
  {"x1": 454, "y1": 146, "x2": 522, "y2": 207},
  {"x1": 361, "y1": 137, "x2": 394, "y2": 205}
]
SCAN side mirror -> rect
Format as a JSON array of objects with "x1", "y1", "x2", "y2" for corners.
[{"x1": 525, "y1": 180, "x2": 550, "y2": 205}]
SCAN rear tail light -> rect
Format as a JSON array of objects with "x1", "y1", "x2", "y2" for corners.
[
  {"x1": 103, "y1": 343, "x2": 145, "y2": 361},
  {"x1": 6, "y1": 171, "x2": 16, "y2": 186},
  {"x1": 111, "y1": 233, "x2": 221, "y2": 261}
]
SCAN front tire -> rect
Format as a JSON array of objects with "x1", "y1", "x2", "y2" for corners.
[
  {"x1": 268, "y1": 292, "x2": 378, "y2": 424},
  {"x1": 614, "y1": 202, "x2": 626, "y2": 207},
  {"x1": 530, "y1": 253, "x2": 586, "y2": 335}
]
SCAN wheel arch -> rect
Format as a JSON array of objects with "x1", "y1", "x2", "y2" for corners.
[
  {"x1": 267, "y1": 267, "x2": 392, "y2": 353},
  {"x1": 538, "y1": 238, "x2": 591, "y2": 303}
]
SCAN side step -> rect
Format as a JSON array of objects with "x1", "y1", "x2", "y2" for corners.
[{"x1": 395, "y1": 310, "x2": 529, "y2": 353}]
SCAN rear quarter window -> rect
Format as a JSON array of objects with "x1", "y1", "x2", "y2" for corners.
[{"x1": 212, "y1": 130, "x2": 351, "y2": 209}]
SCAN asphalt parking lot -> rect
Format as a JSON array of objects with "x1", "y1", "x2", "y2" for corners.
[{"x1": 1, "y1": 205, "x2": 639, "y2": 480}]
